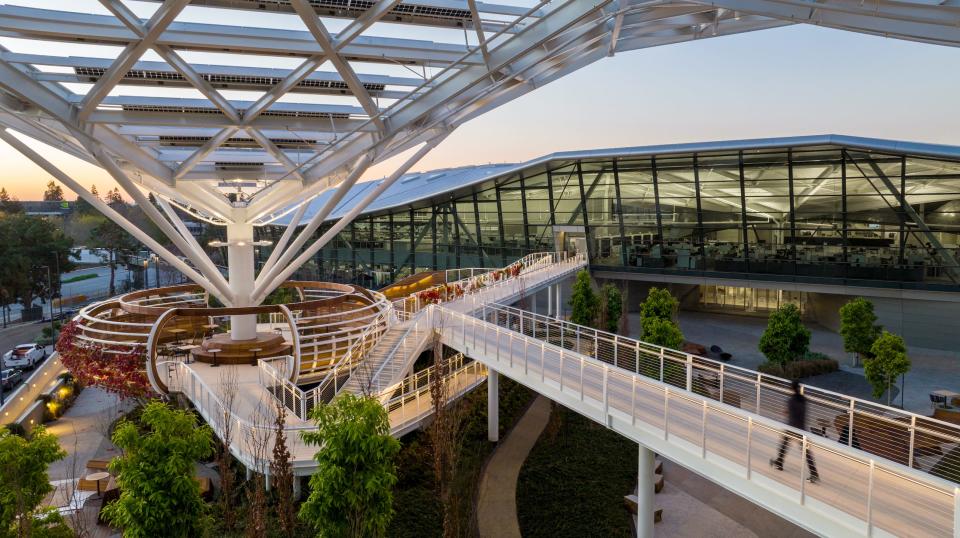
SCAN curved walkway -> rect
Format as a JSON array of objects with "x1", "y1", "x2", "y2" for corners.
[{"x1": 476, "y1": 395, "x2": 551, "y2": 538}]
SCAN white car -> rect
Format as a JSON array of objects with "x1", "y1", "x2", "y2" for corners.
[{"x1": 3, "y1": 344, "x2": 46, "y2": 369}]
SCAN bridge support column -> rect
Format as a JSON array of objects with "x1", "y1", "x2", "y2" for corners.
[
  {"x1": 555, "y1": 285, "x2": 561, "y2": 320},
  {"x1": 293, "y1": 476, "x2": 302, "y2": 500},
  {"x1": 547, "y1": 285, "x2": 553, "y2": 317},
  {"x1": 637, "y1": 445, "x2": 655, "y2": 538},
  {"x1": 488, "y1": 369, "x2": 499, "y2": 442}
]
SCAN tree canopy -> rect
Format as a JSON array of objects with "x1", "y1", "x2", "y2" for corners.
[
  {"x1": 104, "y1": 402, "x2": 214, "y2": 538},
  {"x1": 839, "y1": 297, "x2": 882, "y2": 359},
  {"x1": 0, "y1": 426, "x2": 72, "y2": 538},
  {"x1": 0, "y1": 189, "x2": 22, "y2": 214},
  {"x1": 0, "y1": 213, "x2": 75, "y2": 308},
  {"x1": 300, "y1": 394, "x2": 400, "y2": 538},
  {"x1": 569, "y1": 270, "x2": 598, "y2": 327},
  {"x1": 599, "y1": 283, "x2": 622, "y2": 333},
  {"x1": 639, "y1": 287, "x2": 682, "y2": 347},
  {"x1": 639, "y1": 287, "x2": 677, "y2": 331},
  {"x1": 865, "y1": 331, "x2": 910, "y2": 404},
  {"x1": 758, "y1": 303, "x2": 810, "y2": 365},
  {"x1": 42, "y1": 181, "x2": 64, "y2": 202},
  {"x1": 640, "y1": 317, "x2": 684, "y2": 350}
]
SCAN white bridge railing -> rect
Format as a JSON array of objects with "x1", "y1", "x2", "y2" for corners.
[
  {"x1": 432, "y1": 303, "x2": 960, "y2": 537},
  {"x1": 479, "y1": 303, "x2": 960, "y2": 484}
]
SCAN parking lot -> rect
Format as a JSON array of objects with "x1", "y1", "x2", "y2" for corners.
[{"x1": 0, "y1": 322, "x2": 51, "y2": 395}]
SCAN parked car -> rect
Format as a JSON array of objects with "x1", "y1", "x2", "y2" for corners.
[
  {"x1": 3, "y1": 343, "x2": 46, "y2": 369},
  {"x1": 0, "y1": 368, "x2": 23, "y2": 390}
]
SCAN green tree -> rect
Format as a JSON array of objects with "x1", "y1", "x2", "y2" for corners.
[
  {"x1": 641, "y1": 317, "x2": 684, "y2": 350},
  {"x1": 569, "y1": 270, "x2": 598, "y2": 327},
  {"x1": 639, "y1": 287, "x2": 679, "y2": 337},
  {"x1": 0, "y1": 426, "x2": 72, "y2": 538},
  {"x1": 42, "y1": 181, "x2": 63, "y2": 202},
  {"x1": 72, "y1": 185, "x2": 100, "y2": 216},
  {"x1": 599, "y1": 283, "x2": 623, "y2": 333},
  {"x1": 758, "y1": 303, "x2": 810, "y2": 366},
  {"x1": 865, "y1": 331, "x2": 911, "y2": 405},
  {"x1": 0, "y1": 213, "x2": 75, "y2": 309},
  {"x1": 300, "y1": 394, "x2": 400, "y2": 538},
  {"x1": 0, "y1": 188, "x2": 22, "y2": 214},
  {"x1": 839, "y1": 297, "x2": 882, "y2": 362},
  {"x1": 104, "y1": 402, "x2": 214, "y2": 538}
]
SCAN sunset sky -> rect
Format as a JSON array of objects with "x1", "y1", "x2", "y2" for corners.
[{"x1": 2, "y1": 1, "x2": 960, "y2": 201}]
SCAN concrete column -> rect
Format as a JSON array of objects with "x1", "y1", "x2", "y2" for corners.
[
  {"x1": 265, "y1": 472, "x2": 271, "y2": 492},
  {"x1": 292, "y1": 475, "x2": 302, "y2": 500},
  {"x1": 227, "y1": 222, "x2": 257, "y2": 340},
  {"x1": 245, "y1": 467, "x2": 252, "y2": 481},
  {"x1": 488, "y1": 369, "x2": 499, "y2": 442},
  {"x1": 547, "y1": 285, "x2": 553, "y2": 317},
  {"x1": 532, "y1": 293, "x2": 538, "y2": 315},
  {"x1": 555, "y1": 285, "x2": 562, "y2": 319},
  {"x1": 637, "y1": 445, "x2": 655, "y2": 538}
]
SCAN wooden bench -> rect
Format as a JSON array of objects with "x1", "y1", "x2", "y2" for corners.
[
  {"x1": 85, "y1": 459, "x2": 112, "y2": 471},
  {"x1": 77, "y1": 476, "x2": 110, "y2": 492}
]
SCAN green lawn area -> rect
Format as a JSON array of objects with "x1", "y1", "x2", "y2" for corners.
[
  {"x1": 62, "y1": 273, "x2": 98, "y2": 284},
  {"x1": 517, "y1": 406, "x2": 637, "y2": 537},
  {"x1": 389, "y1": 375, "x2": 535, "y2": 537}
]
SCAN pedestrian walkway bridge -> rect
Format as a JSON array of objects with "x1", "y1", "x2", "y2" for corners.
[{"x1": 160, "y1": 252, "x2": 960, "y2": 537}]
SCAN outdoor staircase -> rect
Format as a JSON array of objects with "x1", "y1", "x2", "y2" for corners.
[{"x1": 336, "y1": 316, "x2": 433, "y2": 400}]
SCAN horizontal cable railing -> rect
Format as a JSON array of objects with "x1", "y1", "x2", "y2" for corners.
[
  {"x1": 438, "y1": 305, "x2": 960, "y2": 537},
  {"x1": 478, "y1": 302, "x2": 960, "y2": 486},
  {"x1": 385, "y1": 355, "x2": 487, "y2": 434}
]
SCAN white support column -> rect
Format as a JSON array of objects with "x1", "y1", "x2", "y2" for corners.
[
  {"x1": 555, "y1": 285, "x2": 561, "y2": 320},
  {"x1": 227, "y1": 222, "x2": 257, "y2": 340},
  {"x1": 488, "y1": 369, "x2": 499, "y2": 442},
  {"x1": 547, "y1": 285, "x2": 553, "y2": 318},
  {"x1": 637, "y1": 444, "x2": 655, "y2": 538},
  {"x1": 532, "y1": 293, "x2": 538, "y2": 315}
]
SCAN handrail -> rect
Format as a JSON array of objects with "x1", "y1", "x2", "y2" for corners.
[
  {"x1": 480, "y1": 302, "x2": 960, "y2": 481},
  {"x1": 358, "y1": 252, "x2": 584, "y2": 396},
  {"x1": 358, "y1": 307, "x2": 435, "y2": 397},
  {"x1": 305, "y1": 304, "x2": 396, "y2": 406},
  {"x1": 438, "y1": 305, "x2": 960, "y2": 537}
]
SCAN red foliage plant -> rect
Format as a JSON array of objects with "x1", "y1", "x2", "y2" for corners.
[{"x1": 55, "y1": 320, "x2": 155, "y2": 400}]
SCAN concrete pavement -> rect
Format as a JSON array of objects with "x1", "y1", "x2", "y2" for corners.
[
  {"x1": 477, "y1": 396, "x2": 552, "y2": 538},
  {"x1": 45, "y1": 387, "x2": 131, "y2": 481}
]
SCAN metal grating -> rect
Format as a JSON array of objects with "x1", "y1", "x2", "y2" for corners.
[
  {"x1": 158, "y1": 135, "x2": 318, "y2": 148},
  {"x1": 121, "y1": 104, "x2": 353, "y2": 120},
  {"x1": 75, "y1": 67, "x2": 385, "y2": 93}
]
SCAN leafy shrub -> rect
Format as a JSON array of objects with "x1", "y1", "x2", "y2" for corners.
[
  {"x1": 758, "y1": 303, "x2": 810, "y2": 365},
  {"x1": 758, "y1": 358, "x2": 838, "y2": 378}
]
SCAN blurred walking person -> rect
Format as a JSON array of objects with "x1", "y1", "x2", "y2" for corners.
[{"x1": 769, "y1": 379, "x2": 819, "y2": 483}]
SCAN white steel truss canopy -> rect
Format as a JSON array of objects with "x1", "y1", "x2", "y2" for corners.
[{"x1": 1, "y1": 0, "x2": 959, "y2": 313}]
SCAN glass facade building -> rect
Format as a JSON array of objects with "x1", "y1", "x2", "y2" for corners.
[{"x1": 264, "y1": 137, "x2": 960, "y2": 292}]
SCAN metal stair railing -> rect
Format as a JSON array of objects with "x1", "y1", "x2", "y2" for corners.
[
  {"x1": 304, "y1": 305, "x2": 396, "y2": 406},
  {"x1": 478, "y1": 302, "x2": 960, "y2": 486},
  {"x1": 347, "y1": 308, "x2": 435, "y2": 398},
  {"x1": 437, "y1": 305, "x2": 960, "y2": 538}
]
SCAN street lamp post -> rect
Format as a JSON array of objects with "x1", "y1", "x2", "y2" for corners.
[
  {"x1": 54, "y1": 253, "x2": 62, "y2": 319},
  {"x1": 1, "y1": 352, "x2": 5, "y2": 406},
  {"x1": 39, "y1": 265, "x2": 55, "y2": 350}
]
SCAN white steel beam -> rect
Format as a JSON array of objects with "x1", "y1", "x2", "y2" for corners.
[
  {"x1": 78, "y1": 0, "x2": 191, "y2": 122},
  {"x1": 0, "y1": 128, "x2": 230, "y2": 304},
  {"x1": 253, "y1": 152, "x2": 376, "y2": 290},
  {"x1": 82, "y1": 140, "x2": 236, "y2": 300},
  {"x1": 258, "y1": 201, "x2": 310, "y2": 278},
  {"x1": 291, "y1": 0, "x2": 385, "y2": 131},
  {"x1": 252, "y1": 136, "x2": 445, "y2": 303}
]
